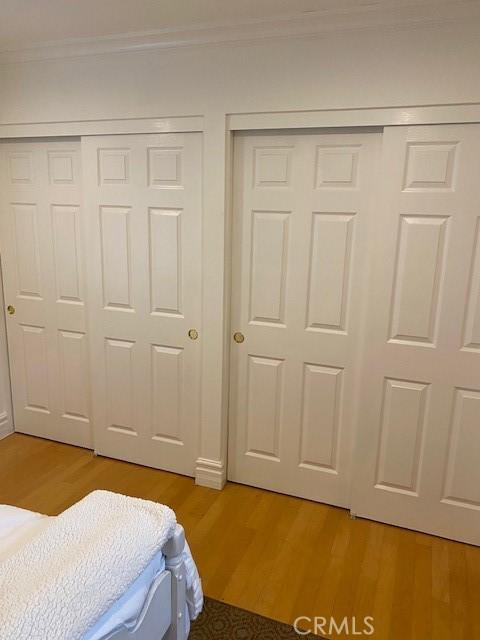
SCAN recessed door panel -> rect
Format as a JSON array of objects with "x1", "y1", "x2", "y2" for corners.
[
  {"x1": 48, "y1": 150, "x2": 78, "y2": 185},
  {"x1": 9, "y1": 152, "x2": 33, "y2": 185},
  {"x1": 443, "y1": 389, "x2": 480, "y2": 508},
  {"x1": 463, "y1": 218, "x2": 480, "y2": 351},
  {"x1": 105, "y1": 338, "x2": 136, "y2": 435},
  {"x1": 245, "y1": 355, "x2": 283, "y2": 459},
  {"x1": 149, "y1": 208, "x2": 182, "y2": 316},
  {"x1": 254, "y1": 147, "x2": 292, "y2": 188},
  {"x1": 52, "y1": 205, "x2": 83, "y2": 303},
  {"x1": 13, "y1": 203, "x2": 42, "y2": 299},
  {"x1": 148, "y1": 147, "x2": 182, "y2": 189},
  {"x1": 249, "y1": 211, "x2": 289, "y2": 325},
  {"x1": 307, "y1": 213, "x2": 355, "y2": 332},
  {"x1": 58, "y1": 330, "x2": 89, "y2": 422},
  {"x1": 98, "y1": 149, "x2": 130, "y2": 185},
  {"x1": 21, "y1": 324, "x2": 49, "y2": 413},
  {"x1": 151, "y1": 344, "x2": 183, "y2": 443},
  {"x1": 375, "y1": 378, "x2": 428, "y2": 493},
  {"x1": 389, "y1": 215, "x2": 448, "y2": 345},
  {"x1": 403, "y1": 143, "x2": 457, "y2": 190},
  {"x1": 299, "y1": 363, "x2": 342, "y2": 472},
  {"x1": 315, "y1": 145, "x2": 360, "y2": 188},
  {"x1": 100, "y1": 206, "x2": 132, "y2": 311}
]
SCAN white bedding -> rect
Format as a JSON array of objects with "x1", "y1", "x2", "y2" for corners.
[
  {"x1": 83, "y1": 548, "x2": 167, "y2": 640},
  {"x1": 0, "y1": 497, "x2": 202, "y2": 640},
  {"x1": 0, "y1": 504, "x2": 50, "y2": 561},
  {"x1": 84, "y1": 541, "x2": 202, "y2": 640}
]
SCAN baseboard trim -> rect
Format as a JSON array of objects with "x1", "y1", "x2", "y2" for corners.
[
  {"x1": 195, "y1": 457, "x2": 226, "y2": 490},
  {"x1": 0, "y1": 411, "x2": 13, "y2": 440}
]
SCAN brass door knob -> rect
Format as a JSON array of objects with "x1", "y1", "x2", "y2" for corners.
[
  {"x1": 233, "y1": 332, "x2": 245, "y2": 344},
  {"x1": 188, "y1": 328, "x2": 198, "y2": 340},
  {"x1": 6, "y1": 305, "x2": 15, "y2": 316}
]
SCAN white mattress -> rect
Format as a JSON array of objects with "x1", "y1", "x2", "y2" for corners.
[{"x1": 0, "y1": 504, "x2": 202, "y2": 640}]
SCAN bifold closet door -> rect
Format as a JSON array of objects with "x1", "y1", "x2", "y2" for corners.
[
  {"x1": 352, "y1": 125, "x2": 480, "y2": 545},
  {"x1": 228, "y1": 131, "x2": 380, "y2": 506},
  {"x1": 0, "y1": 141, "x2": 92, "y2": 447},
  {"x1": 82, "y1": 134, "x2": 202, "y2": 476}
]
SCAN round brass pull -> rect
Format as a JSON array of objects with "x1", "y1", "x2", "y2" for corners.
[
  {"x1": 233, "y1": 332, "x2": 244, "y2": 344},
  {"x1": 188, "y1": 328, "x2": 198, "y2": 340},
  {"x1": 6, "y1": 305, "x2": 15, "y2": 316}
]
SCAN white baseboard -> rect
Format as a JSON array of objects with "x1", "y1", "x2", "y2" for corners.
[
  {"x1": 195, "y1": 457, "x2": 226, "y2": 490},
  {"x1": 0, "y1": 411, "x2": 13, "y2": 440}
]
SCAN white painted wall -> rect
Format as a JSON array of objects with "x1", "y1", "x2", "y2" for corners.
[
  {"x1": 0, "y1": 19, "x2": 479, "y2": 482},
  {"x1": 0, "y1": 262, "x2": 13, "y2": 439},
  {"x1": 1, "y1": 21, "x2": 480, "y2": 123}
]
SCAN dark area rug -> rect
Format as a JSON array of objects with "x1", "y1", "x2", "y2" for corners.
[{"x1": 189, "y1": 596, "x2": 321, "y2": 639}]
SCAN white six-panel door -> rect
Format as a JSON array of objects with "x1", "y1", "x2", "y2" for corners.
[
  {"x1": 82, "y1": 133, "x2": 202, "y2": 476},
  {"x1": 352, "y1": 125, "x2": 480, "y2": 545},
  {"x1": 228, "y1": 131, "x2": 380, "y2": 506},
  {"x1": 0, "y1": 141, "x2": 91, "y2": 447}
]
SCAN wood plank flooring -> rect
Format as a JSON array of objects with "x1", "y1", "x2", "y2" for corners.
[{"x1": 0, "y1": 433, "x2": 478, "y2": 639}]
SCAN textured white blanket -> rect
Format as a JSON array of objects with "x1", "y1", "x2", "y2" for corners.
[{"x1": 0, "y1": 490, "x2": 176, "y2": 640}]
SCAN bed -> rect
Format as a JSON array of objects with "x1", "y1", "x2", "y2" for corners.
[{"x1": 0, "y1": 494, "x2": 203, "y2": 640}]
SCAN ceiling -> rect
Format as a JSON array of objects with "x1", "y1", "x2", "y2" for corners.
[{"x1": 0, "y1": 0, "x2": 477, "y2": 51}]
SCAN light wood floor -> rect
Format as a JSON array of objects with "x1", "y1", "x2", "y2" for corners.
[{"x1": 0, "y1": 433, "x2": 478, "y2": 639}]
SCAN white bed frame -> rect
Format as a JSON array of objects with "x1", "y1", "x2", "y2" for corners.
[{"x1": 102, "y1": 524, "x2": 189, "y2": 640}]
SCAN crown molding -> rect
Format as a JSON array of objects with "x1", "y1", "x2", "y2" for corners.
[{"x1": 0, "y1": 1, "x2": 479, "y2": 64}]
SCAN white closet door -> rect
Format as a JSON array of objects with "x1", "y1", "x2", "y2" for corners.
[
  {"x1": 82, "y1": 133, "x2": 202, "y2": 476},
  {"x1": 229, "y1": 131, "x2": 380, "y2": 506},
  {"x1": 0, "y1": 141, "x2": 91, "y2": 447},
  {"x1": 352, "y1": 125, "x2": 480, "y2": 545}
]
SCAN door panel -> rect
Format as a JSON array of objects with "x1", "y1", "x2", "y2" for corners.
[
  {"x1": 52, "y1": 204, "x2": 83, "y2": 303},
  {"x1": 307, "y1": 212, "x2": 355, "y2": 331},
  {"x1": 229, "y1": 131, "x2": 380, "y2": 506},
  {"x1": 299, "y1": 363, "x2": 343, "y2": 471},
  {"x1": 463, "y1": 219, "x2": 480, "y2": 350},
  {"x1": 352, "y1": 125, "x2": 480, "y2": 545},
  {"x1": 0, "y1": 141, "x2": 91, "y2": 447},
  {"x1": 82, "y1": 133, "x2": 201, "y2": 476}
]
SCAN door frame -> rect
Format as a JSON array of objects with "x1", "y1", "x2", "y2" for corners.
[{"x1": 2, "y1": 103, "x2": 480, "y2": 489}]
